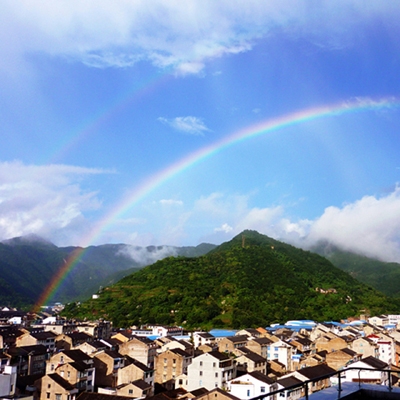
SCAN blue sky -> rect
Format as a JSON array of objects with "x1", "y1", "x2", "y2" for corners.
[{"x1": 1, "y1": 1, "x2": 400, "y2": 262}]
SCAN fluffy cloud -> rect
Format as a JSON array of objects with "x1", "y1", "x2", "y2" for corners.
[
  {"x1": 118, "y1": 244, "x2": 178, "y2": 266},
  {"x1": 0, "y1": 161, "x2": 111, "y2": 245},
  {"x1": 1, "y1": 1, "x2": 399, "y2": 76},
  {"x1": 158, "y1": 116, "x2": 210, "y2": 135},
  {"x1": 194, "y1": 188, "x2": 400, "y2": 263}
]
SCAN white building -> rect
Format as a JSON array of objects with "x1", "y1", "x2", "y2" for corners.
[
  {"x1": 343, "y1": 356, "x2": 389, "y2": 385},
  {"x1": 187, "y1": 351, "x2": 236, "y2": 391},
  {"x1": 227, "y1": 371, "x2": 277, "y2": 400}
]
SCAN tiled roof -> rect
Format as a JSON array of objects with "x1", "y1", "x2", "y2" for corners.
[{"x1": 48, "y1": 374, "x2": 76, "y2": 391}]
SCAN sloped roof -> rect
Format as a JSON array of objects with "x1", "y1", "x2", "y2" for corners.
[
  {"x1": 248, "y1": 371, "x2": 275, "y2": 384},
  {"x1": 277, "y1": 376, "x2": 303, "y2": 388},
  {"x1": 296, "y1": 363, "x2": 336, "y2": 380},
  {"x1": 47, "y1": 374, "x2": 76, "y2": 391}
]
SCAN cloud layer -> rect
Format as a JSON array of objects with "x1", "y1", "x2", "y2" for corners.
[
  {"x1": 1, "y1": 1, "x2": 399, "y2": 75},
  {"x1": 0, "y1": 161, "x2": 110, "y2": 245}
]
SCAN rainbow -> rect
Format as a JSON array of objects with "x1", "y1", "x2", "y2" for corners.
[{"x1": 33, "y1": 96, "x2": 400, "y2": 312}]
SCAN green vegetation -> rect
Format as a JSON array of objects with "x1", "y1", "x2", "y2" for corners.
[
  {"x1": 62, "y1": 230, "x2": 397, "y2": 329},
  {"x1": 323, "y1": 249, "x2": 400, "y2": 298},
  {"x1": 0, "y1": 235, "x2": 215, "y2": 307}
]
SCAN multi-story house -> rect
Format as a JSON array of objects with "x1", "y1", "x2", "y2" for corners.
[
  {"x1": 343, "y1": 356, "x2": 389, "y2": 385},
  {"x1": 290, "y1": 363, "x2": 336, "y2": 395},
  {"x1": 245, "y1": 337, "x2": 273, "y2": 359},
  {"x1": 351, "y1": 337, "x2": 379, "y2": 358},
  {"x1": 7, "y1": 344, "x2": 47, "y2": 376},
  {"x1": 193, "y1": 332, "x2": 216, "y2": 349},
  {"x1": 235, "y1": 348, "x2": 267, "y2": 374},
  {"x1": 187, "y1": 351, "x2": 237, "y2": 391},
  {"x1": 159, "y1": 338, "x2": 194, "y2": 357},
  {"x1": 16, "y1": 330, "x2": 57, "y2": 352},
  {"x1": 36, "y1": 373, "x2": 79, "y2": 400},
  {"x1": 155, "y1": 348, "x2": 192, "y2": 384},
  {"x1": 46, "y1": 349, "x2": 95, "y2": 393},
  {"x1": 117, "y1": 356, "x2": 154, "y2": 389},
  {"x1": 93, "y1": 350, "x2": 124, "y2": 388},
  {"x1": 118, "y1": 336, "x2": 158, "y2": 368},
  {"x1": 227, "y1": 371, "x2": 277, "y2": 400},
  {"x1": 219, "y1": 336, "x2": 248, "y2": 355},
  {"x1": 276, "y1": 376, "x2": 303, "y2": 400},
  {"x1": 325, "y1": 348, "x2": 361, "y2": 370},
  {"x1": 55, "y1": 332, "x2": 92, "y2": 351}
]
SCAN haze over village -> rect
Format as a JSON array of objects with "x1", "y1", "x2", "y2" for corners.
[{"x1": 2, "y1": 1, "x2": 400, "y2": 400}]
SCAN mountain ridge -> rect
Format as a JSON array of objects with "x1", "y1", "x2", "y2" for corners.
[{"x1": 62, "y1": 230, "x2": 397, "y2": 329}]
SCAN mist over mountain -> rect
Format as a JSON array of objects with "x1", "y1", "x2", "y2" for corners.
[{"x1": 0, "y1": 235, "x2": 216, "y2": 307}]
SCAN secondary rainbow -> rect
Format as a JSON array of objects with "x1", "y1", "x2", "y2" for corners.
[{"x1": 33, "y1": 96, "x2": 400, "y2": 311}]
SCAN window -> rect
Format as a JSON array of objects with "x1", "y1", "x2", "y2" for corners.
[
  {"x1": 46, "y1": 393, "x2": 50, "y2": 399},
  {"x1": 67, "y1": 371, "x2": 70, "y2": 378},
  {"x1": 173, "y1": 359, "x2": 176, "y2": 364},
  {"x1": 129, "y1": 390, "x2": 133, "y2": 394},
  {"x1": 261, "y1": 387, "x2": 265, "y2": 393},
  {"x1": 215, "y1": 372, "x2": 218, "y2": 378},
  {"x1": 247, "y1": 390, "x2": 250, "y2": 397},
  {"x1": 48, "y1": 384, "x2": 51, "y2": 389},
  {"x1": 199, "y1": 371, "x2": 203, "y2": 376},
  {"x1": 213, "y1": 362, "x2": 216, "y2": 367},
  {"x1": 56, "y1": 394, "x2": 62, "y2": 400},
  {"x1": 200, "y1": 361, "x2": 203, "y2": 366}
]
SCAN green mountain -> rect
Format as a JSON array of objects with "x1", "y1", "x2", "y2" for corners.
[
  {"x1": 313, "y1": 243, "x2": 400, "y2": 298},
  {"x1": 62, "y1": 230, "x2": 397, "y2": 329},
  {"x1": 0, "y1": 235, "x2": 215, "y2": 307}
]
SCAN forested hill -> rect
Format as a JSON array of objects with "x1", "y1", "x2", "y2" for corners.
[
  {"x1": 62, "y1": 230, "x2": 397, "y2": 329},
  {"x1": 0, "y1": 235, "x2": 216, "y2": 307}
]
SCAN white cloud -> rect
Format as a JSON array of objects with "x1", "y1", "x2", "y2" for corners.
[
  {"x1": 304, "y1": 187, "x2": 400, "y2": 262},
  {"x1": 118, "y1": 244, "x2": 178, "y2": 266},
  {"x1": 214, "y1": 223, "x2": 233, "y2": 233},
  {"x1": 1, "y1": 1, "x2": 399, "y2": 76},
  {"x1": 0, "y1": 161, "x2": 111, "y2": 245},
  {"x1": 158, "y1": 116, "x2": 210, "y2": 135},
  {"x1": 193, "y1": 188, "x2": 400, "y2": 263}
]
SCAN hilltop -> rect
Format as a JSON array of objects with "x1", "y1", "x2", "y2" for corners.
[{"x1": 62, "y1": 230, "x2": 397, "y2": 329}]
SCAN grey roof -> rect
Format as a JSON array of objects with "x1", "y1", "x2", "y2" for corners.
[
  {"x1": 360, "y1": 356, "x2": 388, "y2": 369},
  {"x1": 277, "y1": 376, "x2": 303, "y2": 388},
  {"x1": 48, "y1": 374, "x2": 76, "y2": 391},
  {"x1": 297, "y1": 363, "x2": 336, "y2": 380},
  {"x1": 62, "y1": 349, "x2": 92, "y2": 362},
  {"x1": 248, "y1": 371, "x2": 275, "y2": 384}
]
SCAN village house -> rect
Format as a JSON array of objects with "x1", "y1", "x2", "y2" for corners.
[
  {"x1": 159, "y1": 337, "x2": 195, "y2": 357},
  {"x1": 227, "y1": 371, "x2": 277, "y2": 400},
  {"x1": 193, "y1": 332, "x2": 216, "y2": 349},
  {"x1": 276, "y1": 376, "x2": 303, "y2": 400},
  {"x1": 55, "y1": 332, "x2": 93, "y2": 351},
  {"x1": 218, "y1": 336, "x2": 248, "y2": 354},
  {"x1": 194, "y1": 387, "x2": 241, "y2": 400},
  {"x1": 245, "y1": 337, "x2": 273, "y2": 359},
  {"x1": 16, "y1": 330, "x2": 58, "y2": 352},
  {"x1": 325, "y1": 348, "x2": 361, "y2": 370},
  {"x1": 314, "y1": 335, "x2": 349, "y2": 353},
  {"x1": 75, "y1": 340, "x2": 109, "y2": 356},
  {"x1": 369, "y1": 315, "x2": 389, "y2": 327},
  {"x1": 351, "y1": 337, "x2": 379, "y2": 358},
  {"x1": 117, "y1": 356, "x2": 154, "y2": 388},
  {"x1": 290, "y1": 363, "x2": 336, "y2": 395},
  {"x1": 7, "y1": 344, "x2": 47, "y2": 376},
  {"x1": 92, "y1": 350, "x2": 124, "y2": 388},
  {"x1": 235, "y1": 329, "x2": 261, "y2": 340},
  {"x1": 119, "y1": 336, "x2": 158, "y2": 368},
  {"x1": 235, "y1": 348, "x2": 267, "y2": 374},
  {"x1": 342, "y1": 356, "x2": 389, "y2": 385},
  {"x1": 187, "y1": 351, "x2": 237, "y2": 391},
  {"x1": 46, "y1": 349, "x2": 95, "y2": 393},
  {"x1": 155, "y1": 348, "x2": 193, "y2": 384},
  {"x1": 35, "y1": 373, "x2": 79, "y2": 400}
]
